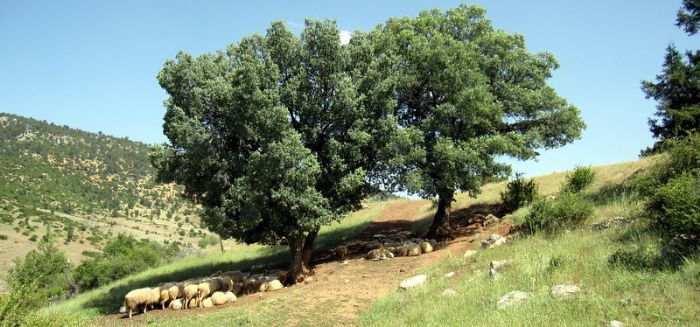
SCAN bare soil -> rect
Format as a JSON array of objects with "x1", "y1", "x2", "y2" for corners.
[{"x1": 95, "y1": 199, "x2": 513, "y2": 326}]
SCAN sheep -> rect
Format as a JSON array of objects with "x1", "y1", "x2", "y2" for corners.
[
  {"x1": 243, "y1": 277, "x2": 263, "y2": 294},
  {"x1": 394, "y1": 245, "x2": 409, "y2": 257},
  {"x1": 406, "y1": 243, "x2": 422, "y2": 256},
  {"x1": 159, "y1": 283, "x2": 174, "y2": 309},
  {"x1": 209, "y1": 270, "x2": 223, "y2": 277},
  {"x1": 187, "y1": 297, "x2": 198, "y2": 309},
  {"x1": 224, "y1": 291, "x2": 237, "y2": 303},
  {"x1": 201, "y1": 297, "x2": 214, "y2": 308},
  {"x1": 221, "y1": 270, "x2": 244, "y2": 282},
  {"x1": 420, "y1": 241, "x2": 434, "y2": 254},
  {"x1": 210, "y1": 291, "x2": 229, "y2": 306},
  {"x1": 197, "y1": 277, "x2": 224, "y2": 307},
  {"x1": 366, "y1": 248, "x2": 394, "y2": 260},
  {"x1": 183, "y1": 284, "x2": 199, "y2": 309},
  {"x1": 124, "y1": 288, "x2": 154, "y2": 318},
  {"x1": 168, "y1": 283, "x2": 184, "y2": 303},
  {"x1": 265, "y1": 279, "x2": 284, "y2": 291},
  {"x1": 220, "y1": 276, "x2": 234, "y2": 292},
  {"x1": 168, "y1": 298, "x2": 183, "y2": 310},
  {"x1": 145, "y1": 287, "x2": 161, "y2": 312}
]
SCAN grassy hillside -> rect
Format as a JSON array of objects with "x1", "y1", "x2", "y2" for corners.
[
  {"x1": 0, "y1": 113, "x2": 211, "y2": 290},
  {"x1": 26, "y1": 156, "x2": 699, "y2": 327}
]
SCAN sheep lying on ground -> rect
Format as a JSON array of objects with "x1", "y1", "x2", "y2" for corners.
[
  {"x1": 197, "y1": 277, "x2": 225, "y2": 307},
  {"x1": 168, "y1": 298, "x2": 183, "y2": 310},
  {"x1": 123, "y1": 287, "x2": 160, "y2": 318}
]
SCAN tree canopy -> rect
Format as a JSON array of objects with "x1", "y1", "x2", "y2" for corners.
[
  {"x1": 642, "y1": 0, "x2": 700, "y2": 153},
  {"x1": 362, "y1": 5, "x2": 584, "y2": 236},
  {"x1": 152, "y1": 20, "x2": 393, "y2": 282}
]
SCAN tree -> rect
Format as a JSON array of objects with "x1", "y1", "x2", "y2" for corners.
[
  {"x1": 152, "y1": 20, "x2": 391, "y2": 282},
  {"x1": 642, "y1": 1, "x2": 700, "y2": 153},
  {"x1": 678, "y1": 0, "x2": 700, "y2": 35},
  {"x1": 363, "y1": 5, "x2": 584, "y2": 237}
]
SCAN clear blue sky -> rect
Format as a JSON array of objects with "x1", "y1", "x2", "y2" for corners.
[{"x1": 0, "y1": 0, "x2": 696, "y2": 176}]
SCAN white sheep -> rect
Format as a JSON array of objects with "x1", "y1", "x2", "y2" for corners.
[
  {"x1": 197, "y1": 277, "x2": 224, "y2": 307},
  {"x1": 168, "y1": 298, "x2": 183, "y2": 310},
  {"x1": 123, "y1": 287, "x2": 160, "y2": 318},
  {"x1": 210, "y1": 291, "x2": 229, "y2": 306},
  {"x1": 224, "y1": 291, "x2": 237, "y2": 303},
  {"x1": 183, "y1": 284, "x2": 199, "y2": 309},
  {"x1": 168, "y1": 283, "x2": 184, "y2": 304},
  {"x1": 201, "y1": 297, "x2": 214, "y2": 308}
]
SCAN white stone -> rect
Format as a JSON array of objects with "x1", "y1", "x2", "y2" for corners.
[
  {"x1": 400, "y1": 274, "x2": 428, "y2": 289},
  {"x1": 481, "y1": 234, "x2": 507, "y2": 249},
  {"x1": 488, "y1": 269, "x2": 501, "y2": 280},
  {"x1": 490, "y1": 260, "x2": 508, "y2": 271},
  {"x1": 441, "y1": 289, "x2": 458, "y2": 297},
  {"x1": 463, "y1": 250, "x2": 477, "y2": 258},
  {"x1": 496, "y1": 291, "x2": 528, "y2": 309},
  {"x1": 550, "y1": 284, "x2": 581, "y2": 298},
  {"x1": 609, "y1": 321, "x2": 624, "y2": 327},
  {"x1": 445, "y1": 271, "x2": 455, "y2": 278}
]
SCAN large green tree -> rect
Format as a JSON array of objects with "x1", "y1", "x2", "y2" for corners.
[
  {"x1": 152, "y1": 20, "x2": 392, "y2": 282},
  {"x1": 642, "y1": 0, "x2": 699, "y2": 152},
  {"x1": 363, "y1": 5, "x2": 584, "y2": 237}
]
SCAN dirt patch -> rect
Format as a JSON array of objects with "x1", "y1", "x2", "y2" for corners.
[{"x1": 94, "y1": 200, "x2": 511, "y2": 326}]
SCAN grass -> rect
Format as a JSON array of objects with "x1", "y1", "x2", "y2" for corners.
[{"x1": 36, "y1": 200, "x2": 389, "y2": 325}]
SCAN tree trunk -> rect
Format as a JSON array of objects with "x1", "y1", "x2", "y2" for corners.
[
  {"x1": 427, "y1": 191, "x2": 454, "y2": 238},
  {"x1": 288, "y1": 233, "x2": 311, "y2": 284},
  {"x1": 301, "y1": 229, "x2": 318, "y2": 266},
  {"x1": 219, "y1": 238, "x2": 225, "y2": 254}
]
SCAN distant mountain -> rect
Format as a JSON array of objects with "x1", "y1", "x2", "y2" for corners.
[{"x1": 0, "y1": 113, "x2": 211, "y2": 289}]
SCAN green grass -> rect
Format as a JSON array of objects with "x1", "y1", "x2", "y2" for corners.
[
  {"x1": 36, "y1": 200, "x2": 388, "y2": 325},
  {"x1": 360, "y1": 218, "x2": 700, "y2": 326}
]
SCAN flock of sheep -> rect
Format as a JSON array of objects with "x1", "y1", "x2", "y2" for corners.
[
  {"x1": 122, "y1": 269, "x2": 286, "y2": 318},
  {"x1": 332, "y1": 231, "x2": 438, "y2": 261}
]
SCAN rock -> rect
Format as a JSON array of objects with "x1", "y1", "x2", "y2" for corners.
[
  {"x1": 340, "y1": 259, "x2": 349, "y2": 265},
  {"x1": 496, "y1": 291, "x2": 528, "y2": 309},
  {"x1": 445, "y1": 271, "x2": 455, "y2": 278},
  {"x1": 550, "y1": 284, "x2": 581, "y2": 298},
  {"x1": 420, "y1": 241, "x2": 434, "y2": 254},
  {"x1": 490, "y1": 260, "x2": 508, "y2": 271},
  {"x1": 483, "y1": 214, "x2": 500, "y2": 227},
  {"x1": 590, "y1": 217, "x2": 629, "y2": 231},
  {"x1": 481, "y1": 234, "x2": 507, "y2": 249},
  {"x1": 609, "y1": 321, "x2": 624, "y2": 327},
  {"x1": 463, "y1": 249, "x2": 477, "y2": 258},
  {"x1": 119, "y1": 306, "x2": 127, "y2": 313},
  {"x1": 441, "y1": 289, "x2": 458, "y2": 297},
  {"x1": 344, "y1": 279, "x2": 350, "y2": 284},
  {"x1": 400, "y1": 274, "x2": 427, "y2": 289},
  {"x1": 488, "y1": 269, "x2": 501, "y2": 280},
  {"x1": 266, "y1": 279, "x2": 283, "y2": 291},
  {"x1": 304, "y1": 277, "x2": 314, "y2": 284}
]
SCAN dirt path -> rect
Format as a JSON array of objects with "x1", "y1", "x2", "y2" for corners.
[{"x1": 96, "y1": 200, "x2": 512, "y2": 326}]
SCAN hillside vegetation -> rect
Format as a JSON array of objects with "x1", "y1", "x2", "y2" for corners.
[
  {"x1": 0, "y1": 113, "x2": 211, "y2": 290},
  {"x1": 25, "y1": 155, "x2": 700, "y2": 327}
]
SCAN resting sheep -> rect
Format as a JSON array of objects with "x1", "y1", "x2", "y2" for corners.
[
  {"x1": 168, "y1": 298, "x2": 183, "y2": 310},
  {"x1": 197, "y1": 277, "x2": 224, "y2": 307}
]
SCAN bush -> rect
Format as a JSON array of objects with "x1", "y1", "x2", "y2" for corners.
[
  {"x1": 523, "y1": 192, "x2": 594, "y2": 234},
  {"x1": 563, "y1": 166, "x2": 595, "y2": 193},
  {"x1": 7, "y1": 240, "x2": 68, "y2": 301},
  {"x1": 647, "y1": 173, "x2": 700, "y2": 233},
  {"x1": 501, "y1": 173, "x2": 538, "y2": 213},
  {"x1": 198, "y1": 234, "x2": 220, "y2": 249},
  {"x1": 0, "y1": 283, "x2": 50, "y2": 327},
  {"x1": 0, "y1": 234, "x2": 7, "y2": 240},
  {"x1": 72, "y1": 233, "x2": 177, "y2": 290}
]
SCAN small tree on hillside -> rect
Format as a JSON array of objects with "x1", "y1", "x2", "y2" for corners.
[
  {"x1": 642, "y1": 0, "x2": 700, "y2": 153},
  {"x1": 363, "y1": 5, "x2": 585, "y2": 237},
  {"x1": 152, "y1": 21, "x2": 392, "y2": 283}
]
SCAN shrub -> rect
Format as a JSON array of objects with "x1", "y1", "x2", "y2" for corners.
[
  {"x1": 7, "y1": 240, "x2": 68, "y2": 300},
  {"x1": 0, "y1": 234, "x2": 7, "y2": 240},
  {"x1": 647, "y1": 173, "x2": 700, "y2": 233},
  {"x1": 198, "y1": 234, "x2": 220, "y2": 249},
  {"x1": 523, "y1": 192, "x2": 594, "y2": 234},
  {"x1": 72, "y1": 233, "x2": 177, "y2": 290},
  {"x1": 501, "y1": 173, "x2": 538, "y2": 213},
  {"x1": 563, "y1": 166, "x2": 595, "y2": 193}
]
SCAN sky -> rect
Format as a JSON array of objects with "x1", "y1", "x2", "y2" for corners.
[{"x1": 0, "y1": 0, "x2": 696, "y2": 177}]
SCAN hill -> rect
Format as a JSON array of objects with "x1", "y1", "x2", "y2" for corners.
[
  {"x1": 0, "y1": 113, "x2": 210, "y2": 290},
  {"x1": 33, "y1": 155, "x2": 700, "y2": 326}
]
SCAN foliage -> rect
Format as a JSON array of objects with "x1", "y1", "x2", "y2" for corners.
[
  {"x1": 677, "y1": 0, "x2": 700, "y2": 35},
  {"x1": 359, "y1": 4, "x2": 584, "y2": 235},
  {"x1": 0, "y1": 282, "x2": 50, "y2": 327},
  {"x1": 523, "y1": 192, "x2": 594, "y2": 234},
  {"x1": 563, "y1": 166, "x2": 595, "y2": 193},
  {"x1": 642, "y1": 1, "x2": 699, "y2": 153},
  {"x1": 500, "y1": 173, "x2": 538, "y2": 213},
  {"x1": 8, "y1": 239, "x2": 68, "y2": 300},
  {"x1": 72, "y1": 234, "x2": 177, "y2": 290},
  {"x1": 198, "y1": 234, "x2": 221, "y2": 249},
  {"x1": 152, "y1": 19, "x2": 392, "y2": 280}
]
